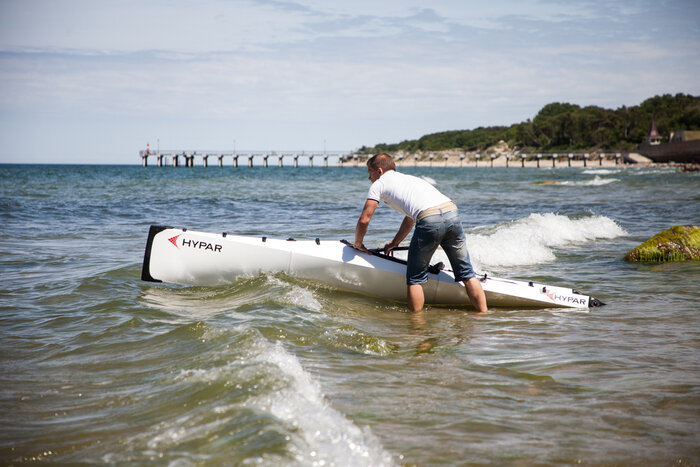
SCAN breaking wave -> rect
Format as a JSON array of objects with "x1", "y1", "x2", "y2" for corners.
[
  {"x1": 169, "y1": 330, "x2": 396, "y2": 465},
  {"x1": 560, "y1": 175, "x2": 619, "y2": 186},
  {"x1": 250, "y1": 341, "x2": 396, "y2": 465},
  {"x1": 463, "y1": 213, "x2": 626, "y2": 269}
]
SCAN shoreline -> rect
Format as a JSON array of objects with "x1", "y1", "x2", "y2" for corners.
[
  {"x1": 393, "y1": 154, "x2": 621, "y2": 168},
  {"x1": 341, "y1": 154, "x2": 697, "y2": 170}
]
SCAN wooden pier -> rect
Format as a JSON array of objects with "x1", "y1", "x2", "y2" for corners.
[
  {"x1": 138, "y1": 151, "x2": 351, "y2": 168},
  {"x1": 140, "y1": 150, "x2": 626, "y2": 168}
]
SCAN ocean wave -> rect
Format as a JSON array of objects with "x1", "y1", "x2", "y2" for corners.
[
  {"x1": 582, "y1": 169, "x2": 622, "y2": 175},
  {"x1": 321, "y1": 326, "x2": 399, "y2": 356},
  {"x1": 158, "y1": 327, "x2": 396, "y2": 465},
  {"x1": 560, "y1": 175, "x2": 619, "y2": 186},
  {"x1": 251, "y1": 341, "x2": 396, "y2": 465},
  {"x1": 267, "y1": 276, "x2": 324, "y2": 312},
  {"x1": 463, "y1": 213, "x2": 626, "y2": 269},
  {"x1": 140, "y1": 275, "x2": 301, "y2": 319}
]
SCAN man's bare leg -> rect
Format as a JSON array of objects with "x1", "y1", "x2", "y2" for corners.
[
  {"x1": 464, "y1": 277, "x2": 488, "y2": 313},
  {"x1": 407, "y1": 284, "x2": 425, "y2": 312}
]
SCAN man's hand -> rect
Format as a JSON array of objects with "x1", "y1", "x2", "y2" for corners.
[
  {"x1": 383, "y1": 241, "x2": 399, "y2": 255},
  {"x1": 382, "y1": 216, "x2": 414, "y2": 255},
  {"x1": 352, "y1": 242, "x2": 371, "y2": 254},
  {"x1": 354, "y1": 199, "x2": 379, "y2": 254}
]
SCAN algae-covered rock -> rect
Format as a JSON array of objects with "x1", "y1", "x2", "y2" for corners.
[{"x1": 624, "y1": 226, "x2": 700, "y2": 262}]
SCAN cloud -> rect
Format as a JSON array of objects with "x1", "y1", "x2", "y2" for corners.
[{"x1": 0, "y1": 0, "x2": 698, "y2": 162}]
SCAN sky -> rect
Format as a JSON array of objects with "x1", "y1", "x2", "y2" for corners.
[{"x1": 0, "y1": 0, "x2": 698, "y2": 164}]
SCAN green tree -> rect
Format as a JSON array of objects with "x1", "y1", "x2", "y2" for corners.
[{"x1": 359, "y1": 94, "x2": 700, "y2": 153}]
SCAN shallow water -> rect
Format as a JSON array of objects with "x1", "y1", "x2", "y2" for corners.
[{"x1": 1, "y1": 164, "x2": 698, "y2": 465}]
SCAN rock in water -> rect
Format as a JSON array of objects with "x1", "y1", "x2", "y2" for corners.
[{"x1": 624, "y1": 226, "x2": 700, "y2": 262}]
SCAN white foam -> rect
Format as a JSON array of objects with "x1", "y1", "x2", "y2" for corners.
[
  {"x1": 466, "y1": 213, "x2": 627, "y2": 268},
  {"x1": 255, "y1": 341, "x2": 396, "y2": 466},
  {"x1": 282, "y1": 287, "x2": 323, "y2": 312},
  {"x1": 169, "y1": 335, "x2": 395, "y2": 465},
  {"x1": 561, "y1": 175, "x2": 619, "y2": 186},
  {"x1": 381, "y1": 213, "x2": 625, "y2": 272},
  {"x1": 628, "y1": 167, "x2": 677, "y2": 175},
  {"x1": 582, "y1": 169, "x2": 622, "y2": 175}
]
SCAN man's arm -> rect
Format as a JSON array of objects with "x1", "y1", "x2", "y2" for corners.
[
  {"x1": 354, "y1": 199, "x2": 379, "y2": 251},
  {"x1": 385, "y1": 216, "x2": 415, "y2": 252}
]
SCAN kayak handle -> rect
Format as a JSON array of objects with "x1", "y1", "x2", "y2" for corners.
[
  {"x1": 368, "y1": 246, "x2": 409, "y2": 254},
  {"x1": 340, "y1": 240, "x2": 443, "y2": 274}
]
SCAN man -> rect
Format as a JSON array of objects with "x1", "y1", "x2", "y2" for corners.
[{"x1": 353, "y1": 153, "x2": 488, "y2": 313}]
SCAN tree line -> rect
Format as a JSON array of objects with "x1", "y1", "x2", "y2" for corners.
[{"x1": 359, "y1": 93, "x2": 700, "y2": 154}]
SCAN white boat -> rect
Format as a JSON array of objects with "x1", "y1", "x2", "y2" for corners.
[{"x1": 141, "y1": 225, "x2": 605, "y2": 309}]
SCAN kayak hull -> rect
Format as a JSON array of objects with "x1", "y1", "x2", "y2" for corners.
[{"x1": 141, "y1": 225, "x2": 602, "y2": 309}]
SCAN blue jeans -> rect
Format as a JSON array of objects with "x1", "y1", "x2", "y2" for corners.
[{"x1": 406, "y1": 210, "x2": 476, "y2": 285}]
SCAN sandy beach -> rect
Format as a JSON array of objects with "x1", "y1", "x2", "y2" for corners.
[
  {"x1": 394, "y1": 154, "x2": 623, "y2": 168},
  {"x1": 338, "y1": 148, "x2": 700, "y2": 169},
  {"x1": 342, "y1": 152, "x2": 633, "y2": 169}
]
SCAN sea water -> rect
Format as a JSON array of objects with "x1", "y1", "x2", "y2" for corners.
[{"x1": 0, "y1": 164, "x2": 698, "y2": 465}]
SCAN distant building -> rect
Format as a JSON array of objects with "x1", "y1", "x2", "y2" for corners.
[
  {"x1": 646, "y1": 119, "x2": 662, "y2": 145},
  {"x1": 638, "y1": 120, "x2": 700, "y2": 163},
  {"x1": 670, "y1": 129, "x2": 700, "y2": 142}
]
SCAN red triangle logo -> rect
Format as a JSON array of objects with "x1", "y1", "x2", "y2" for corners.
[{"x1": 168, "y1": 234, "x2": 181, "y2": 248}]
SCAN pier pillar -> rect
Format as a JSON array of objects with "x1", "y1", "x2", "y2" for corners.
[
  {"x1": 521, "y1": 154, "x2": 526, "y2": 167},
  {"x1": 218, "y1": 154, "x2": 223, "y2": 168},
  {"x1": 158, "y1": 155, "x2": 164, "y2": 167},
  {"x1": 444, "y1": 154, "x2": 449, "y2": 167},
  {"x1": 429, "y1": 154, "x2": 434, "y2": 167},
  {"x1": 233, "y1": 155, "x2": 238, "y2": 168},
  {"x1": 414, "y1": 155, "x2": 418, "y2": 167},
  {"x1": 353, "y1": 155, "x2": 358, "y2": 167},
  {"x1": 203, "y1": 155, "x2": 208, "y2": 168},
  {"x1": 599, "y1": 153, "x2": 604, "y2": 166},
  {"x1": 309, "y1": 155, "x2": 313, "y2": 168},
  {"x1": 568, "y1": 153, "x2": 573, "y2": 167},
  {"x1": 490, "y1": 154, "x2": 495, "y2": 167},
  {"x1": 248, "y1": 154, "x2": 253, "y2": 168},
  {"x1": 584, "y1": 153, "x2": 589, "y2": 167},
  {"x1": 279, "y1": 155, "x2": 283, "y2": 168},
  {"x1": 536, "y1": 154, "x2": 542, "y2": 168},
  {"x1": 460, "y1": 154, "x2": 465, "y2": 167},
  {"x1": 142, "y1": 155, "x2": 148, "y2": 167},
  {"x1": 552, "y1": 154, "x2": 558, "y2": 168},
  {"x1": 616, "y1": 153, "x2": 621, "y2": 165},
  {"x1": 324, "y1": 154, "x2": 328, "y2": 168},
  {"x1": 294, "y1": 155, "x2": 299, "y2": 168},
  {"x1": 506, "y1": 155, "x2": 510, "y2": 168},
  {"x1": 263, "y1": 154, "x2": 269, "y2": 168},
  {"x1": 475, "y1": 154, "x2": 480, "y2": 167}
]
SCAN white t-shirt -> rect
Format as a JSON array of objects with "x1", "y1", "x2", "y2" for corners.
[{"x1": 367, "y1": 170, "x2": 451, "y2": 220}]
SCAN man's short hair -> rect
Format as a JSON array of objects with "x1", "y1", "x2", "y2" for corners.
[{"x1": 367, "y1": 153, "x2": 396, "y2": 172}]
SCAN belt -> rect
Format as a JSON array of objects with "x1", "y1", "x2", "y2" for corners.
[{"x1": 416, "y1": 201, "x2": 457, "y2": 221}]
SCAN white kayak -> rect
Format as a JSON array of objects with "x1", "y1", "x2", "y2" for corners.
[{"x1": 141, "y1": 225, "x2": 605, "y2": 309}]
